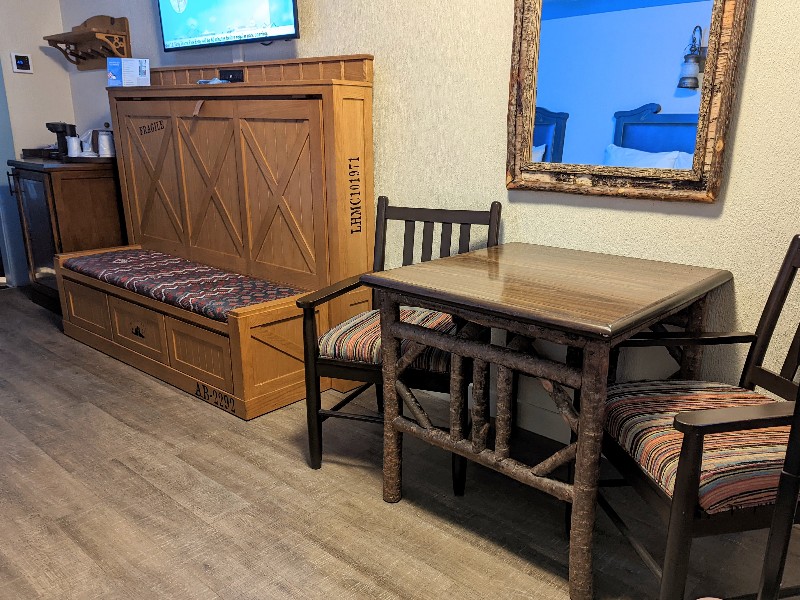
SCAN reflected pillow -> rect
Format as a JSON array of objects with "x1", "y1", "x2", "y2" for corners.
[
  {"x1": 675, "y1": 151, "x2": 694, "y2": 169},
  {"x1": 531, "y1": 144, "x2": 547, "y2": 162},
  {"x1": 602, "y1": 144, "x2": 679, "y2": 169}
]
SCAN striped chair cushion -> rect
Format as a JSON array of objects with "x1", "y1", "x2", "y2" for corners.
[
  {"x1": 318, "y1": 308, "x2": 456, "y2": 373},
  {"x1": 605, "y1": 380, "x2": 791, "y2": 515}
]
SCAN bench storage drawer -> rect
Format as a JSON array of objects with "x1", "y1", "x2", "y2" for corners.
[
  {"x1": 166, "y1": 317, "x2": 233, "y2": 393},
  {"x1": 62, "y1": 280, "x2": 112, "y2": 339},
  {"x1": 109, "y1": 296, "x2": 169, "y2": 363}
]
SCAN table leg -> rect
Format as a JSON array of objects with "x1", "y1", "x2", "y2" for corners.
[
  {"x1": 569, "y1": 340, "x2": 610, "y2": 600},
  {"x1": 680, "y1": 296, "x2": 708, "y2": 380},
  {"x1": 381, "y1": 293, "x2": 403, "y2": 503}
]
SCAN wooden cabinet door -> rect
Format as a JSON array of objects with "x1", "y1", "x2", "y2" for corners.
[
  {"x1": 13, "y1": 170, "x2": 59, "y2": 291},
  {"x1": 115, "y1": 100, "x2": 186, "y2": 255},
  {"x1": 173, "y1": 100, "x2": 246, "y2": 273},
  {"x1": 49, "y1": 170, "x2": 124, "y2": 253},
  {"x1": 238, "y1": 99, "x2": 327, "y2": 290}
]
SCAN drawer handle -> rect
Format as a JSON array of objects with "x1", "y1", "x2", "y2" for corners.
[{"x1": 132, "y1": 325, "x2": 145, "y2": 339}]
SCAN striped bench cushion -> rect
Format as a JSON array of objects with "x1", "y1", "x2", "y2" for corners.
[
  {"x1": 64, "y1": 249, "x2": 304, "y2": 323},
  {"x1": 605, "y1": 380, "x2": 791, "y2": 515},
  {"x1": 318, "y1": 308, "x2": 456, "y2": 373}
]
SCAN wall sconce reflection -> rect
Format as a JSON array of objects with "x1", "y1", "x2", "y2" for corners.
[{"x1": 678, "y1": 25, "x2": 707, "y2": 89}]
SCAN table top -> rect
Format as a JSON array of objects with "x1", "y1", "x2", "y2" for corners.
[{"x1": 361, "y1": 242, "x2": 732, "y2": 339}]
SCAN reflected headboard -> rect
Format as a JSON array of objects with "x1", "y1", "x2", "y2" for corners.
[
  {"x1": 613, "y1": 103, "x2": 699, "y2": 154},
  {"x1": 533, "y1": 107, "x2": 569, "y2": 163}
]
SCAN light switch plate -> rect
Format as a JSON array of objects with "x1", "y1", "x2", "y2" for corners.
[{"x1": 10, "y1": 53, "x2": 33, "y2": 74}]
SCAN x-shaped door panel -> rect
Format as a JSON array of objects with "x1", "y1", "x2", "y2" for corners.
[
  {"x1": 124, "y1": 115, "x2": 185, "y2": 246},
  {"x1": 178, "y1": 118, "x2": 244, "y2": 259},
  {"x1": 240, "y1": 100, "x2": 326, "y2": 290}
]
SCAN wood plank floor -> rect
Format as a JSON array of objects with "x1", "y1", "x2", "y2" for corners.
[{"x1": 0, "y1": 288, "x2": 797, "y2": 599}]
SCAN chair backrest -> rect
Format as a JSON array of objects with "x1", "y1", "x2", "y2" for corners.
[
  {"x1": 740, "y1": 235, "x2": 800, "y2": 402},
  {"x1": 372, "y1": 195, "x2": 501, "y2": 273},
  {"x1": 371, "y1": 195, "x2": 502, "y2": 306}
]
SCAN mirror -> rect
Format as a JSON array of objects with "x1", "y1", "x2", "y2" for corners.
[{"x1": 507, "y1": 0, "x2": 752, "y2": 202}]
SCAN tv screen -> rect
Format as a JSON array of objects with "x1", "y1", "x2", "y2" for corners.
[{"x1": 158, "y1": 0, "x2": 299, "y2": 51}]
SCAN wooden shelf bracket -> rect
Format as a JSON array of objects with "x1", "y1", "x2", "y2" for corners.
[{"x1": 44, "y1": 16, "x2": 130, "y2": 72}]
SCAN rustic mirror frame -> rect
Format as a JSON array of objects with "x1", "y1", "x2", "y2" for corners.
[{"x1": 506, "y1": 0, "x2": 751, "y2": 202}]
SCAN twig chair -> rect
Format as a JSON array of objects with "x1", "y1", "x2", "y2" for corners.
[
  {"x1": 600, "y1": 235, "x2": 800, "y2": 600},
  {"x1": 296, "y1": 196, "x2": 502, "y2": 483}
]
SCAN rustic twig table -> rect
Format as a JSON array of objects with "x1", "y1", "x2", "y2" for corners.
[{"x1": 361, "y1": 242, "x2": 732, "y2": 599}]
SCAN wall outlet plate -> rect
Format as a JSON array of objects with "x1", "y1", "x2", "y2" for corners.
[{"x1": 10, "y1": 53, "x2": 33, "y2": 74}]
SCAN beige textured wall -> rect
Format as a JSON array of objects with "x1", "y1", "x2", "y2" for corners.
[
  {"x1": 295, "y1": 1, "x2": 514, "y2": 231},
  {"x1": 0, "y1": 0, "x2": 75, "y2": 155}
]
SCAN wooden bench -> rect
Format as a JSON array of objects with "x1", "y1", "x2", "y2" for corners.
[
  {"x1": 56, "y1": 246, "x2": 314, "y2": 419},
  {"x1": 56, "y1": 56, "x2": 375, "y2": 419}
]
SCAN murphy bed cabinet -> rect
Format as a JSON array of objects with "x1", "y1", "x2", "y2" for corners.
[{"x1": 56, "y1": 56, "x2": 375, "y2": 419}]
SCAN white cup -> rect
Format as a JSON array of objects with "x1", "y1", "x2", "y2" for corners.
[
  {"x1": 97, "y1": 131, "x2": 115, "y2": 157},
  {"x1": 66, "y1": 136, "x2": 81, "y2": 157}
]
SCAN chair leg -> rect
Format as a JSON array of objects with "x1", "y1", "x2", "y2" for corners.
[
  {"x1": 452, "y1": 378, "x2": 471, "y2": 497},
  {"x1": 659, "y1": 431, "x2": 704, "y2": 600},
  {"x1": 659, "y1": 514, "x2": 694, "y2": 600},
  {"x1": 305, "y1": 370, "x2": 323, "y2": 469},
  {"x1": 452, "y1": 454, "x2": 467, "y2": 496},
  {"x1": 757, "y1": 469, "x2": 800, "y2": 600},
  {"x1": 302, "y1": 307, "x2": 323, "y2": 469}
]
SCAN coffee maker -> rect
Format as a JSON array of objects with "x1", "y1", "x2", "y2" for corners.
[
  {"x1": 20, "y1": 121, "x2": 79, "y2": 160},
  {"x1": 46, "y1": 122, "x2": 77, "y2": 159}
]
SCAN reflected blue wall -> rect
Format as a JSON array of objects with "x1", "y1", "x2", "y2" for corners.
[
  {"x1": 543, "y1": 0, "x2": 711, "y2": 20},
  {"x1": 536, "y1": 1, "x2": 713, "y2": 165}
]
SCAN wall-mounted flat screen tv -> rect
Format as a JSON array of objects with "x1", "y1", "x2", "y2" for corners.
[{"x1": 158, "y1": 0, "x2": 299, "y2": 51}]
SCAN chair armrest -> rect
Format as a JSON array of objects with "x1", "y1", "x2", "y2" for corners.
[
  {"x1": 295, "y1": 275, "x2": 364, "y2": 309},
  {"x1": 674, "y1": 401, "x2": 795, "y2": 435},
  {"x1": 620, "y1": 332, "x2": 757, "y2": 348}
]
